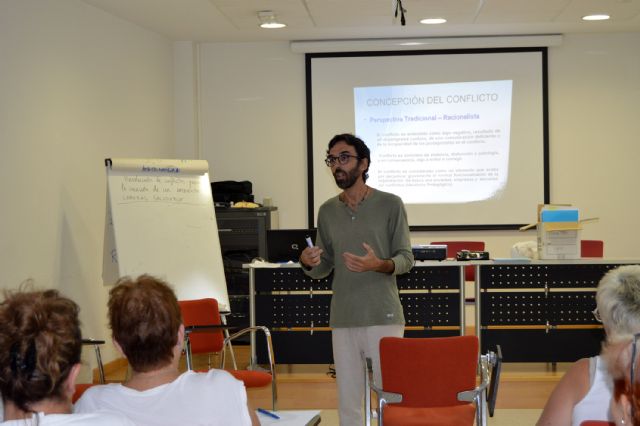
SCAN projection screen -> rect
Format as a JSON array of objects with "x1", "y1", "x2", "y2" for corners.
[{"x1": 306, "y1": 48, "x2": 549, "y2": 230}]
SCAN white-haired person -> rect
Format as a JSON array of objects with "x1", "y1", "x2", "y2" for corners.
[
  {"x1": 0, "y1": 288, "x2": 133, "y2": 425},
  {"x1": 537, "y1": 265, "x2": 640, "y2": 426}
]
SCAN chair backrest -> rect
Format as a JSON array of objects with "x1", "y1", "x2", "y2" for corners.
[
  {"x1": 581, "y1": 240, "x2": 604, "y2": 258},
  {"x1": 178, "y1": 298, "x2": 224, "y2": 354},
  {"x1": 380, "y1": 335, "x2": 479, "y2": 407},
  {"x1": 431, "y1": 241, "x2": 485, "y2": 281},
  {"x1": 72, "y1": 383, "x2": 94, "y2": 403}
]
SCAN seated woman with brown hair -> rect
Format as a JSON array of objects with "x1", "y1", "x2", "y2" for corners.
[
  {"x1": 0, "y1": 288, "x2": 133, "y2": 425},
  {"x1": 74, "y1": 275, "x2": 258, "y2": 426},
  {"x1": 538, "y1": 265, "x2": 640, "y2": 426}
]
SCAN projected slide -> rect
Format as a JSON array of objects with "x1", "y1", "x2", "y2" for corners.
[
  {"x1": 308, "y1": 48, "x2": 547, "y2": 229},
  {"x1": 354, "y1": 80, "x2": 513, "y2": 204}
]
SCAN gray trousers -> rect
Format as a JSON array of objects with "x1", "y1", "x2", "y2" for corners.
[{"x1": 332, "y1": 325, "x2": 404, "y2": 426}]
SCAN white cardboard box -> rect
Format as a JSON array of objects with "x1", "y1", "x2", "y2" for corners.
[
  {"x1": 536, "y1": 205, "x2": 581, "y2": 260},
  {"x1": 520, "y1": 205, "x2": 598, "y2": 260},
  {"x1": 537, "y1": 226, "x2": 581, "y2": 260}
]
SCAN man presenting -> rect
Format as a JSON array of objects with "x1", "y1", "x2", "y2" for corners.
[{"x1": 300, "y1": 133, "x2": 414, "y2": 426}]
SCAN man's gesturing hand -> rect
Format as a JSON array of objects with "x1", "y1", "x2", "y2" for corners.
[
  {"x1": 343, "y1": 243, "x2": 394, "y2": 273},
  {"x1": 300, "y1": 246, "x2": 323, "y2": 268}
]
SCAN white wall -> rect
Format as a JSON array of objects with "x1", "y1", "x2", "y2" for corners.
[
  {"x1": 174, "y1": 41, "x2": 199, "y2": 160},
  {"x1": 195, "y1": 33, "x2": 640, "y2": 259},
  {"x1": 198, "y1": 42, "x2": 308, "y2": 227},
  {"x1": 547, "y1": 34, "x2": 640, "y2": 257},
  {"x1": 0, "y1": 0, "x2": 174, "y2": 377}
]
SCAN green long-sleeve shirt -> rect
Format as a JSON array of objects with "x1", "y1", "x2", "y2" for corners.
[{"x1": 304, "y1": 188, "x2": 414, "y2": 327}]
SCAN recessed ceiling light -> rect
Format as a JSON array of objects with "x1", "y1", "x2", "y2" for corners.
[
  {"x1": 582, "y1": 14, "x2": 610, "y2": 21},
  {"x1": 258, "y1": 11, "x2": 286, "y2": 29},
  {"x1": 420, "y1": 18, "x2": 447, "y2": 25},
  {"x1": 260, "y1": 22, "x2": 286, "y2": 29}
]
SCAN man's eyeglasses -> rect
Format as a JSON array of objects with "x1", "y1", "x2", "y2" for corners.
[
  {"x1": 325, "y1": 153, "x2": 360, "y2": 167},
  {"x1": 592, "y1": 307, "x2": 602, "y2": 323}
]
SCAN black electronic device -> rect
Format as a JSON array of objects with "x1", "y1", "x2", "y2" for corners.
[
  {"x1": 212, "y1": 180, "x2": 254, "y2": 204},
  {"x1": 412, "y1": 244, "x2": 447, "y2": 261},
  {"x1": 267, "y1": 229, "x2": 317, "y2": 263},
  {"x1": 456, "y1": 250, "x2": 490, "y2": 261},
  {"x1": 487, "y1": 345, "x2": 503, "y2": 417}
]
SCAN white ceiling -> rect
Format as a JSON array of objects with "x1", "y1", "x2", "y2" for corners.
[{"x1": 80, "y1": 0, "x2": 640, "y2": 42}]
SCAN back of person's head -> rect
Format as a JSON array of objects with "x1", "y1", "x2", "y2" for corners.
[
  {"x1": 327, "y1": 133, "x2": 371, "y2": 181},
  {"x1": 0, "y1": 288, "x2": 82, "y2": 413},
  {"x1": 108, "y1": 275, "x2": 182, "y2": 373},
  {"x1": 596, "y1": 265, "x2": 640, "y2": 339}
]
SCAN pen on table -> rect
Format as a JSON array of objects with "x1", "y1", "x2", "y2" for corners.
[
  {"x1": 305, "y1": 236, "x2": 314, "y2": 248},
  {"x1": 257, "y1": 408, "x2": 280, "y2": 419}
]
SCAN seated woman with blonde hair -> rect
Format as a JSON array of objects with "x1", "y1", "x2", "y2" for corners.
[
  {"x1": 0, "y1": 288, "x2": 133, "y2": 425},
  {"x1": 74, "y1": 275, "x2": 258, "y2": 426},
  {"x1": 537, "y1": 265, "x2": 640, "y2": 426}
]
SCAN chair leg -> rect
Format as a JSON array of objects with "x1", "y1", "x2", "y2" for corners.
[
  {"x1": 221, "y1": 314, "x2": 239, "y2": 370},
  {"x1": 379, "y1": 400, "x2": 386, "y2": 426},
  {"x1": 363, "y1": 353, "x2": 371, "y2": 426},
  {"x1": 223, "y1": 326, "x2": 278, "y2": 411},
  {"x1": 476, "y1": 352, "x2": 492, "y2": 426},
  {"x1": 271, "y1": 378, "x2": 277, "y2": 412},
  {"x1": 184, "y1": 335, "x2": 193, "y2": 371},
  {"x1": 93, "y1": 344, "x2": 105, "y2": 384}
]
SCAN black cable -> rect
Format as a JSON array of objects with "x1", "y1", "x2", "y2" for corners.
[{"x1": 326, "y1": 363, "x2": 336, "y2": 379}]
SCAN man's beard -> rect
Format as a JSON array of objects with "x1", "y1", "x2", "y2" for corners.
[{"x1": 333, "y1": 166, "x2": 360, "y2": 189}]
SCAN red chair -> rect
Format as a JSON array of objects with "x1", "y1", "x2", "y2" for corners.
[
  {"x1": 178, "y1": 298, "x2": 277, "y2": 410},
  {"x1": 580, "y1": 422, "x2": 615, "y2": 426},
  {"x1": 581, "y1": 240, "x2": 604, "y2": 258},
  {"x1": 73, "y1": 384, "x2": 95, "y2": 404},
  {"x1": 364, "y1": 336, "x2": 500, "y2": 426},
  {"x1": 431, "y1": 241, "x2": 485, "y2": 282}
]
